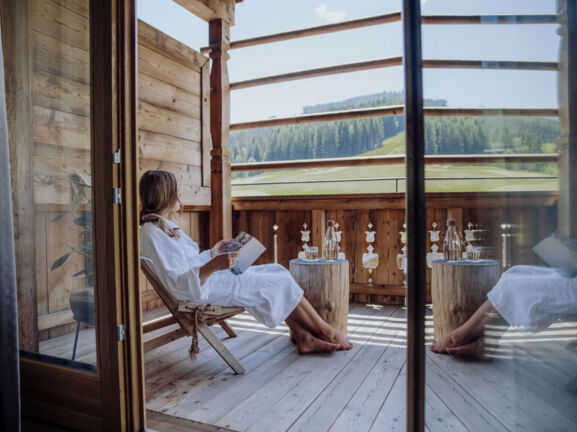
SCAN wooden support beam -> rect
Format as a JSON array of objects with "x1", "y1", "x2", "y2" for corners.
[
  {"x1": 209, "y1": 19, "x2": 232, "y2": 244},
  {"x1": 230, "y1": 105, "x2": 404, "y2": 131},
  {"x1": 231, "y1": 192, "x2": 558, "y2": 212},
  {"x1": 201, "y1": 13, "x2": 555, "y2": 54},
  {"x1": 422, "y1": 14, "x2": 558, "y2": 25},
  {"x1": 230, "y1": 153, "x2": 558, "y2": 172},
  {"x1": 143, "y1": 327, "x2": 188, "y2": 353},
  {"x1": 230, "y1": 58, "x2": 557, "y2": 91},
  {"x1": 423, "y1": 59, "x2": 558, "y2": 71},
  {"x1": 230, "y1": 106, "x2": 558, "y2": 131},
  {"x1": 230, "y1": 57, "x2": 403, "y2": 90},
  {"x1": 425, "y1": 107, "x2": 559, "y2": 117},
  {"x1": 173, "y1": 0, "x2": 236, "y2": 25},
  {"x1": 200, "y1": 12, "x2": 401, "y2": 53},
  {"x1": 0, "y1": 0, "x2": 38, "y2": 352},
  {"x1": 142, "y1": 315, "x2": 177, "y2": 333}
]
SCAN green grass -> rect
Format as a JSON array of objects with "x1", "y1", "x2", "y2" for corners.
[
  {"x1": 231, "y1": 132, "x2": 558, "y2": 196},
  {"x1": 357, "y1": 132, "x2": 406, "y2": 156}
]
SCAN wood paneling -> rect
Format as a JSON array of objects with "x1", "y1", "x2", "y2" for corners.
[
  {"x1": 138, "y1": 130, "x2": 201, "y2": 166},
  {"x1": 138, "y1": 45, "x2": 201, "y2": 94},
  {"x1": 138, "y1": 20, "x2": 207, "y2": 71},
  {"x1": 31, "y1": 0, "x2": 89, "y2": 51},
  {"x1": 138, "y1": 73, "x2": 200, "y2": 118},
  {"x1": 32, "y1": 30, "x2": 90, "y2": 83},
  {"x1": 138, "y1": 100, "x2": 201, "y2": 141},
  {"x1": 136, "y1": 19, "x2": 211, "y2": 208},
  {"x1": 232, "y1": 193, "x2": 558, "y2": 304}
]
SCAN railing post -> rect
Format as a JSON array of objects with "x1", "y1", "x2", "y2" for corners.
[
  {"x1": 557, "y1": 0, "x2": 577, "y2": 237},
  {"x1": 209, "y1": 19, "x2": 233, "y2": 244},
  {"x1": 403, "y1": 0, "x2": 426, "y2": 430}
]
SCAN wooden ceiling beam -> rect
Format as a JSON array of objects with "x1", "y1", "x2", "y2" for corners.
[{"x1": 172, "y1": 0, "x2": 236, "y2": 24}]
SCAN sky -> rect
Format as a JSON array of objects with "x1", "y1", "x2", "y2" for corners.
[{"x1": 137, "y1": 0, "x2": 560, "y2": 123}]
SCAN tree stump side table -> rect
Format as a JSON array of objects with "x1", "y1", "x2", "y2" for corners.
[
  {"x1": 289, "y1": 258, "x2": 349, "y2": 337},
  {"x1": 431, "y1": 259, "x2": 500, "y2": 342}
]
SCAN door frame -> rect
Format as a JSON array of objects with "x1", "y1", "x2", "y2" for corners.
[{"x1": 16, "y1": 0, "x2": 145, "y2": 430}]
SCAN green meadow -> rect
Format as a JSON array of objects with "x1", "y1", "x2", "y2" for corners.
[{"x1": 231, "y1": 132, "x2": 557, "y2": 197}]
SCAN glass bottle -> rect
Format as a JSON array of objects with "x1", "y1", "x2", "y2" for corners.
[
  {"x1": 323, "y1": 220, "x2": 339, "y2": 260},
  {"x1": 443, "y1": 219, "x2": 462, "y2": 261}
]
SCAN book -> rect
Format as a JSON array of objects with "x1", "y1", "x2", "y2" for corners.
[
  {"x1": 221, "y1": 232, "x2": 266, "y2": 275},
  {"x1": 532, "y1": 230, "x2": 577, "y2": 276}
]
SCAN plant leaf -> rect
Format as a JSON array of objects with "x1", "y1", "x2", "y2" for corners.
[
  {"x1": 51, "y1": 253, "x2": 71, "y2": 271},
  {"x1": 72, "y1": 269, "x2": 86, "y2": 277},
  {"x1": 50, "y1": 213, "x2": 67, "y2": 223}
]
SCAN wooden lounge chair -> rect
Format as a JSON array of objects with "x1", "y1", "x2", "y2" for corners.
[{"x1": 140, "y1": 258, "x2": 246, "y2": 374}]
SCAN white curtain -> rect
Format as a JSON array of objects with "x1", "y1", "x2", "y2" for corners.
[{"x1": 0, "y1": 20, "x2": 21, "y2": 432}]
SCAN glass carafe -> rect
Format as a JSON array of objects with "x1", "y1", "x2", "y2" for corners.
[
  {"x1": 323, "y1": 220, "x2": 339, "y2": 260},
  {"x1": 443, "y1": 219, "x2": 462, "y2": 261}
]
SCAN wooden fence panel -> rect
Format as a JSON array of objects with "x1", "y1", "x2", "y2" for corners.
[{"x1": 231, "y1": 193, "x2": 558, "y2": 305}]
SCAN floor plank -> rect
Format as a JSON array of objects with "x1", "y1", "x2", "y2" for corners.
[{"x1": 38, "y1": 302, "x2": 577, "y2": 432}]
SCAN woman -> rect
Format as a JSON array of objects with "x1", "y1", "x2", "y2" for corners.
[
  {"x1": 139, "y1": 170, "x2": 352, "y2": 354},
  {"x1": 430, "y1": 265, "x2": 577, "y2": 357}
]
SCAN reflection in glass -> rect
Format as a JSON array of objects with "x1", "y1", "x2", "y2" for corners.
[
  {"x1": 8, "y1": 0, "x2": 96, "y2": 368},
  {"x1": 424, "y1": 2, "x2": 577, "y2": 431}
]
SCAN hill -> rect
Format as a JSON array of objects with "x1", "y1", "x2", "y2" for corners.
[{"x1": 229, "y1": 90, "x2": 560, "y2": 177}]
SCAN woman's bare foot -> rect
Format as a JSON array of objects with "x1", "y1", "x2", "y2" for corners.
[
  {"x1": 296, "y1": 333, "x2": 340, "y2": 354},
  {"x1": 446, "y1": 338, "x2": 484, "y2": 358},
  {"x1": 430, "y1": 327, "x2": 470, "y2": 354},
  {"x1": 318, "y1": 326, "x2": 353, "y2": 350}
]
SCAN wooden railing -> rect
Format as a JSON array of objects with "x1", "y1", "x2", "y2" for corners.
[
  {"x1": 231, "y1": 191, "x2": 558, "y2": 304},
  {"x1": 231, "y1": 153, "x2": 559, "y2": 172}
]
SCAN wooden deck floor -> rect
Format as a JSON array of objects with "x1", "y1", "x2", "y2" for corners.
[{"x1": 40, "y1": 303, "x2": 577, "y2": 432}]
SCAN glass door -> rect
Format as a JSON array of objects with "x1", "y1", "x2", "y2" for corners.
[{"x1": 3, "y1": 0, "x2": 144, "y2": 430}]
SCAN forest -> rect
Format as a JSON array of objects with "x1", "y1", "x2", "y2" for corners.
[{"x1": 229, "y1": 90, "x2": 560, "y2": 167}]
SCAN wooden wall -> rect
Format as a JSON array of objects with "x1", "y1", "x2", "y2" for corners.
[
  {"x1": 136, "y1": 20, "x2": 212, "y2": 312},
  {"x1": 31, "y1": 0, "x2": 92, "y2": 341},
  {"x1": 31, "y1": 7, "x2": 213, "y2": 337},
  {"x1": 232, "y1": 192, "x2": 558, "y2": 305},
  {"x1": 137, "y1": 20, "x2": 211, "y2": 205}
]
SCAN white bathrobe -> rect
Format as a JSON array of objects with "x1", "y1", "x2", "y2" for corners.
[
  {"x1": 487, "y1": 265, "x2": 577, "y2": 331},
  {"x1": 140, "y1": 220, "x2": 303, "y2": 328}
]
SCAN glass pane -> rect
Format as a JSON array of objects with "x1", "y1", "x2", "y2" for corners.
[
  {"x1": 423, "y1": 1, "x2": 577, "y2": 431},
  {"x1": 8, "y1": 0, "x2": 96, "y2": 369}
]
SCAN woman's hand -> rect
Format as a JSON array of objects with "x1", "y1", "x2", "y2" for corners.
[
  {"x1": 199, "y1": 252, "x2": 240, "y2": 283},
  {"x1": 210, "y1": 239, "x2": 233, "y2": 257}
]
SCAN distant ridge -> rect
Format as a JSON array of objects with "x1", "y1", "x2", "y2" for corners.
[{"x1": 229, "y1": 90, "x2": 559, "y2": 175}]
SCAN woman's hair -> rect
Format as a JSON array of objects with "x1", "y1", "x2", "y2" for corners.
[{"x1": 139, "y1": 170, "x2": 182, "y2": 238}]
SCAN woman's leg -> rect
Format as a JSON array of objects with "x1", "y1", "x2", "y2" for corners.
[
  {"x1": 430, "y1": 300, "x2": 502, "y2": 355},
  {"x1": 285, "y1": 316, "x2": 340, "y2": 354},
  {"x1": 287, "y1": 297, "x2": 353, "y2": 350}
]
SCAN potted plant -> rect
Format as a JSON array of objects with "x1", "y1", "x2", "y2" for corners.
[{"x1": 50, "y1": 173, "x2": 95, "y2": 328}]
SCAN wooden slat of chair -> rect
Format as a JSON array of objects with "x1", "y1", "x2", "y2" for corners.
[{"x1": 140, "y1": 259, "x2": 246, "y2": 374}]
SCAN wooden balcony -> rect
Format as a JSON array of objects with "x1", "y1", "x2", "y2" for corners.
[{"x1": 40, "y1": 303, "x2": 577, "y2": 431}]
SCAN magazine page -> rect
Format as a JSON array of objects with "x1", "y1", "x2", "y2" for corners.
[
  {"x1": 532, "y1": 230, "x2": 577, "y2": 276},
  {"x1": 222, "y1": 232, "x2": 266, "y2": 274}
]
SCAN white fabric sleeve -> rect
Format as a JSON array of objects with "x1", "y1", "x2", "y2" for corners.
[
  {"x1": 197, "y1": 249, "x2": 212, "y2": 266},
  {"x1": 141, "y1": 226, "x2": 207, "y2": 303}
]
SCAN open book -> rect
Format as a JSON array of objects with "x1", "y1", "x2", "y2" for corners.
[
  {"x1": 222, "y1": 232, "x2": 266, "y2": 275},
  {"x1": 532, "y1": 230, "x2": 577, "y2": 276}
]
